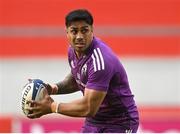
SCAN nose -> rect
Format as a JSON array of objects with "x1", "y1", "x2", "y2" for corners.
[{"x1": 76, "y1": 32, "x2": 83, "y2": 40}]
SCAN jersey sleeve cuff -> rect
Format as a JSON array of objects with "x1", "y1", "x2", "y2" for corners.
[{"x1": 86, "y1": 83, "x2": 108, "y2": 92}]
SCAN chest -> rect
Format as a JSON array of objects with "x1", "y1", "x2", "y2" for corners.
[{"x1": 70, "y1": 58, "x2": 89, "y2": 89}]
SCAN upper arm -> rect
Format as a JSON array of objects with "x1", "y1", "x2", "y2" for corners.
[
  {"x1": 86, "y1": 48, "x2": 113, "y2": 92},
  {"x1": 83, "y1": 88, "x2": 107, "y2": 116}
]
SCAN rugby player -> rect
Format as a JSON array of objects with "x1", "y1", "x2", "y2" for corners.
[{"x1": 27, "y1": 9, "x2": 139, "y2": 133}]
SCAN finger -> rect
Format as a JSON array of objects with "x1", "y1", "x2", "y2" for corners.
[
  {"x1": 26, "y1": 100, "x2": 35, "y2": 104},
  {"x1": 27, "y1": 111, "x2": 42, "y2": 119},
  {"x1": 28, "y1": 79, "x2": 33, "y2": 82},
  {"x1": 26, "y1": 100, "x2": 40, "y2": 105},
  {"x1": 25, "y1": 106, "x2": 40, "y2": 111},
  {"x1": 45, "y1": 83, "x2": 51, "y2": 89},
  {"x1": 45, "y1": 83, "x2": 52, "y2": 95}
]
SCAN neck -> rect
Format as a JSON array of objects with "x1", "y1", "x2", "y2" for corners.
[{"x1": 75, "y1": 51, "x2": 84, "y2": 59}]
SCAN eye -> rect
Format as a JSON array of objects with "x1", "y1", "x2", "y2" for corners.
[
  {"x1": 70, "y1": 30, "x2": 77, "y2": 35},
  {"x1": 81, "y1": 29, "x2": 89, "y2": 34}
]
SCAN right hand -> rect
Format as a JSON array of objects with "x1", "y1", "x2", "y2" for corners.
[{"x1": 26, "y1": 94, "x2": 54, "y2": 119}]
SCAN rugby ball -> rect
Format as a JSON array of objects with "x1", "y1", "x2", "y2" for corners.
[{"x1": 21, "y1": 79, "x2": 47, "y2": 116}]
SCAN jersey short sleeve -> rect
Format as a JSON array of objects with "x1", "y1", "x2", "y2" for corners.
[{"x1": 86, "y1": 49, "x2": 113, "y2": 92}]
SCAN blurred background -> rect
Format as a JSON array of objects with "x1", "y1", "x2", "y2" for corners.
[{"x1": 0, "y1": 0, "x2": 180, "y2": 133}]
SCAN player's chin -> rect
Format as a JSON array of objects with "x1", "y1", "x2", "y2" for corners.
[
  {"x1": 75, "y1": 47, "x2": 86, "y2": 53},
  {"x1": 75, "y1": 45, "x2": 89, "y2": 52}
]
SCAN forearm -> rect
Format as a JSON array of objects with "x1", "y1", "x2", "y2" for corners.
[
  {"x1": 51, "y1": 89, "x2": 106, "y2": 117},
  {"x1": 56, "y1": 77, "x2": 79, "y2": 94},
  {"x1": 49, "y1": 73, "x2": 79, "y2": 95},
  {"x1": 53, "y1": 98, "x2": 91, "y2": 117}
]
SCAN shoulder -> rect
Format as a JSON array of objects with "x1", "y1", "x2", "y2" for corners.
[
  {"x1": 93, "y1": 37, "x2": 116, "y2": 59},
  {"x1": 68, "y1": 46, "x2": 75, "y2": 68},
  {"x1": 68, "y1": 46, "x2": 74, "y2": 59},
  {"x1": 89, "y1": 37, "x2": 118, "y2": 71}
]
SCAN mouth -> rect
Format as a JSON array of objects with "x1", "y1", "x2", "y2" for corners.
[{"x1": 75, "y1": 43, "x2": 86, "y2": 47}]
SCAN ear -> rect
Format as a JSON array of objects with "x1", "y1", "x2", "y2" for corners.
[
  {"x1": 66, "y1": 29, "x2": 70, "y2": 38},
  {"x1": 65, "y1": 27, "x2": 68, "y2": 33},
  {"x1": 91, "y1": 26, "x2": 93, "y2": 32}
]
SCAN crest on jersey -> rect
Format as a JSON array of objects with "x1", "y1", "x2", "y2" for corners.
[
  {"x1": 77, "y1": 73, "x2": 80, "y2": 80},
  {"x1": 81, "y1": 63, "x2": 87, "y2": 76}
]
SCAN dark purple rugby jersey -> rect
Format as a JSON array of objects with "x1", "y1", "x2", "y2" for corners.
[{"x1": 68, "y1": 37, "x2": 139, "y2": 126}]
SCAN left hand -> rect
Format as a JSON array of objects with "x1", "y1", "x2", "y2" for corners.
[{"x1": 26, "y1": 95, "x2": 54, "y2": 119}]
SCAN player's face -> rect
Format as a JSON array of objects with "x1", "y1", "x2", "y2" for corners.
[{"x1": 66, "y1": 20, "x2": 93, "y2": 57}]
